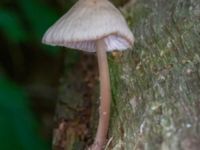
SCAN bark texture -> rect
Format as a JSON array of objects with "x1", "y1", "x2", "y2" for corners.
[
  {"x1": 108, "y1": 0, "x2": 200, "y2": 149},
  {"x1": 53, "y1": 0, "x2": 200, "y2": 149},
  {"x1": 53, "y1": 53, "x2": 99, "y2": 150}
]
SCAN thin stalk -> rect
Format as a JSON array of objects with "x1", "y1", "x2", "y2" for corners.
[{"x1": 90, "y1": 39, "x2": 111, "y2": 150}]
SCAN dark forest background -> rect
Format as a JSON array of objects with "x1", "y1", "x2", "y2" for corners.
[{"x1": 0, "y1": 0, "x2": 79, "y2": 149}]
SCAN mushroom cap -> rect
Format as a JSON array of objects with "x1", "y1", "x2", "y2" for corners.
[{"x1": 42, "y1": 0, "x2": 134, "y2": 52}]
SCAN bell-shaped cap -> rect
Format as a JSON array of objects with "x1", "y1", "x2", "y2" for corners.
[{"x1": 42, "y1": 0, "x2": 134, "y2": 52}]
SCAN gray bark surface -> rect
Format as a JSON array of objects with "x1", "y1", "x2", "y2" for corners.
[{"x1": 108, "y1": 0, "x2": 200, "y2": 149}]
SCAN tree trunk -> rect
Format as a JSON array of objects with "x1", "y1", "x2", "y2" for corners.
[
  {"x1": 108, "y1": 0, "x2": 200, "y2": 149},
  {"x1": 53, "y1": 0, "x2": 200, "y2": 149},
  {"x1": 52, "y1": 53, "x2": 99, "y2": 150}
]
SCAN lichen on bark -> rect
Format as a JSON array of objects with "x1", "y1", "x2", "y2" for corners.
[{"x1": 108, "y1": 0, "x2": 200, "y2": 149}]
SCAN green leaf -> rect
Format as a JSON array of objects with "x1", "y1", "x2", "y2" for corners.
[
  {"x1": 0, "y1": 75, "x2": 49, "y2": 150},
  {"x1": 18, "y1": 0, "x2": 58, "y2": 40},
  {"x1": 0, "y1": 9, "x2": 27, "y2": 42},
  {"x1": 18, "y1": 0, "x2": 61, "y2": 55}
]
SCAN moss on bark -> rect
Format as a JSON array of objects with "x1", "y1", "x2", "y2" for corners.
[{"x1": 109, "y1": 0, "x2": 200, "y2": 149}]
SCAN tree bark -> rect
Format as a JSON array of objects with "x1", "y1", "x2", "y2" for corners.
[
  {"x1": 52, "y1": 53, "x2": 99, "y2": 150},
  {"x1": 53, "y1": 0, "x2": 200, "y2": 149},
  {"x1": 108, "y1": 0, "x2": 200, "y2": 149}
]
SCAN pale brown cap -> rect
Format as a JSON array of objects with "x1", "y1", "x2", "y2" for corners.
[{"x1": 42, "y1": 0, "x2": 134, "y2": 52}]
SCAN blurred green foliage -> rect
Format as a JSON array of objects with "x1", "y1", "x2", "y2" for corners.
[
  {"x1": 0, "y1": 9, "x2": 27, "y2": 42},
  {"x1": 0, "y1": 75, "x2": 49, "y2": 150},
  {"x1": 0, "y1": 0, "x2": 76, "y2": 149},
  {"x1": 18, "y1": 0, "x2": 62, "y2": 55},
  {"x1": 0, "y1": 0, "x2": 62, "y2": 55}
]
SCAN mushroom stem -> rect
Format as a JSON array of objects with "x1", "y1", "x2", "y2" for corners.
[{"x1": 91, "y1": 39, "x2": 111, "y2": 150}]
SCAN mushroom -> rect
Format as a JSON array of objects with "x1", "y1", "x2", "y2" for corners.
[{"x1": 42, "y1": 0, "x2": 134, "y2": 149}]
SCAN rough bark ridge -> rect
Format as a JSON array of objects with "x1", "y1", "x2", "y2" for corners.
[{"x1": 108, "y1": 0, "x2": 200, "y2": 149}]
